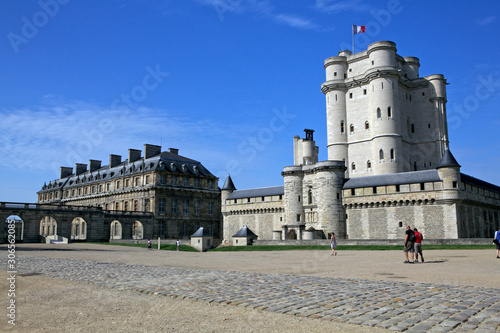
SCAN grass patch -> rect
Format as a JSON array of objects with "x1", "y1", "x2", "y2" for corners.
[
  {"x1": 88, "y1": 242, "x2": 198, "y2": 252},
  {"x1": 209, "y1": 244, "x2": 494, "y2": 252}
]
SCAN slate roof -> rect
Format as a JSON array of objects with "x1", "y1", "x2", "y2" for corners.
[
  {"x1": 39, "y1": 150, "x2": 216, "y2": 192},
  {"x1": 461, "y1": 173, "x2": 500, "y2": 192},
  {"x1": 191, "y1": 227, "x2": 212, "y2": 237},
  {"x1": 222, "y1": 175, "x2": 236, "y2": 191},
  {"x1": 227, "y1": 185, "x2": 284, "y2": 200},
  {"x1": 343, "y1": 169, "x2": 441, "y2": 189},
  {"x1": 232, "y1": 226, "x2": 258, "y2": 238},
  {"x1": 437, "y1": 149, "x2": 461, "y2": 169}
]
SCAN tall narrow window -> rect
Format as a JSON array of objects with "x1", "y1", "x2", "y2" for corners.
[
  {"x1": 350, "y1": 124, "x2": 354, "y2": 133},
  {"x1": 390, "y1": 149, "x2": 395, "y2": 160},
  {"x1": 377, "y1": 107, "x2": 381, "y2": 118},
  {"x1": 351, "y1": 162, "x2": 356, "y2": 171},
  {"x1": 171, "y1": 199, "x2": 178, "y2": 213},
  {"x1": 340, "y1": 121, "x2": 345, "y2": 133},
  {"x1": 195, "y1": 200, "x2": 200, "y2": 214},
  {"x1": 367, "y1": 160, "x2": 371, "y2": 169},
  {"x1": 159, "y1": 198, "x2": 165, "y2": 213},
  {"x1": 387, "y1": 106, "x2": 392, "y2": 118},
  {"x1": 411, "y1": 124, "x2": 415, "y2": 133},
  {"x1": 365, "y1": 121, "x2": 369, "y2": 130},
  {"x1": 379, "y1": 149, "x2": 384, "y2": 160}
]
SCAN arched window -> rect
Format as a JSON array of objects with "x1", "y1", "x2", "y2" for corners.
[
  {"x1": 390, "y1": 149, "x2": 395, "y2": 160},
  {"x1": 308, "y1": 190, "x2": 313, "y2": 204},
  {"x1": 377, "y1": 107, "x2": 381, "y2": 118},
  {"x1": 365, "y1": 121, "x2": 369, "y2": 130},
  {"x1": 379, "y1": 149, "x2": 384, "y2": 160},
  {"x1": 340, "y1": 121, "x2": 344, "y2": 133},
  {"x1": 388, "y1": 106, "x2": 392, "y2": 118}
]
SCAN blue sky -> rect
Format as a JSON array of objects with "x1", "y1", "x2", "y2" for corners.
[{"x1": 1, "y1": 0, "x2": 499, "y2": 202}]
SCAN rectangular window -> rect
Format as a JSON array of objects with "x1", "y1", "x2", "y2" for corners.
[
  {"x1": 396, "y1": 185, "x2": 400, "y2": 192},
  {"x1": 184, "y1": 178, "x2": 188, "y2": 186},
  {"x1": 172, "y1": 176, "x2": 177, "y2": 185},
  {"x1": 135, "y1": 177, "x2": 139, "y2": 186},
  {"x1": 349, "y1": 92, "x2": 353, "y2": 99},
  {"x1": 420, "y1": 183, "x2": 425, "y2": 190},
  {"x1": 351, "y1": 189, "x2": 355, "y2": 196},
  {"x1": 145, "y1": 175, "x2": 150, "y2": 184},
  {"x1": 261, "y1": 196, "x2": 265, "y2": 201},
  {"x1": 208, "y1": 202, "x2": 214, "y2": 215},
  {"x1": 373, "y1": 187, "x2": 377, "y2": 194},
  {"x1": 195, "y1": 200, "x2": 200, "y2": 214},
  {"x1": 134, "y1": 200, "x2": 138, "y2": 212},
  {"x1": 171, "y1": 199, "x2": 178, "y2": 213},
  {"x1": 125, "y1": 179, "x2": 130, "y2": 187},
  {"x1": 209, "y1": 180, "x2": 213, "y2": 189},
  {"x1": 116, "y1": 181, "x2": 120, "y2": 189},
  {"x1": 195, "y1": 179, "x2": 200, "y2": 187},
  {"x1": 159, "y1": 198, "x2": 165, "y2": 213},
  {"x1": 297, "y1": 214, "x2": 301, "y2": 222},
  {"x1": 161, "y1": 175, "x2": 166, "y2": 184},
  {"x1": 124, "y1": 201, "x2": 128, "y2": 211},
  {"x1": 183, "y1": 200, "x2": 189, "y2": 214}
]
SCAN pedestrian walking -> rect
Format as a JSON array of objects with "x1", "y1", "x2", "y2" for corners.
[
  {"x1": 176, "y1": 239, "x2": 180, "y2": 251},
  {"x1": 494, "y1": 228, "x2": 500, "y2": 259},
  {"x1": 330, "y1": 233, "x2": 337, "y2": 256},
  {"x1": 414, "y1": 228, "x2": 424, "y2": 262},
  {"x1": 403, "y1": 225, "x2": 415, "y2": 263},
  {"x1": 147, "y1": 239, "x2": 152, "y2": 250}
]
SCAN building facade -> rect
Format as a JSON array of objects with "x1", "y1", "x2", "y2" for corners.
[
  {"x1": 222, "y1": 41, "x2": 500, "y2": 242},
  {"x1": 38, "y1": 144, "x2": 221, "y2": 241}
]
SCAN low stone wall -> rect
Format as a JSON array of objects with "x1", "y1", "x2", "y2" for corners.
[{"x1": 254, "y1": 238, "x2": 493, "y2": 246}]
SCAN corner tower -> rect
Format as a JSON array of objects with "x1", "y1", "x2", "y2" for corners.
[{"x1": 322, "y1": 41, "x2": 449, "y2": 178}]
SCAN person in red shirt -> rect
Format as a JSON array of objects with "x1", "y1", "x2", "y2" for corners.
[{"x1": 413, "y1": 228, "x2": 424, "y2": 262}]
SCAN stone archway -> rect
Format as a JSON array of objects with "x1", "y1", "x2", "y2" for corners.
[
  {"x1": 110, "y1": 220, "x2": 122, "y2": 240},
  {"x1": 40, "y1": 216, "x2": 57, "y2": 237},
  {"x1": 288, "y1": 229, "x2": 297, "y2": 240},
  {"x1": 132, "y1": 221, "x2": 143, "y2": 240},
  {"x1": 71, "y1": 217, "x2": 87, "y2": 240},
  {"x1": 5, "y1": 215, "x2": 24, "y2": 241}
]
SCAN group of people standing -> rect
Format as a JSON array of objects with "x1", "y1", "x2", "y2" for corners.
[{"x1": 403, "y1": 225, "x2": 424, "y2": 263}]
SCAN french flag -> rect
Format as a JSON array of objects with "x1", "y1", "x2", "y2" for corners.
[{"x1": 353, "y1": 25, "x2": 366, "y2": 35}]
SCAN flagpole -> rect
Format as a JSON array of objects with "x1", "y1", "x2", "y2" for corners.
[{"x1": 352, "y1": 24, "x2": 354, "y2": 54}]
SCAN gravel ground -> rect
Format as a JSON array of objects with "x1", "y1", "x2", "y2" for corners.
[{"x1": 1, "y1": 243, "x2": 499, "y2": 332}]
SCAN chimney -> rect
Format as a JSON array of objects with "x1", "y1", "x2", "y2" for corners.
[
  {"x1": 89, "y1": 160, "x2": 102, "y2": 172},
  {"x1": 168, "y1": 148, "x2": 179, "y2": 155},
  {"x1": 128, "y1": 149, "x2": 142, "y2": 163},
  {"x1": 144, "y1": 144, "x2": 162, "y2": 159},
  {"x1": 109, "y1": 154, "x2": 122, "y2": 168},
  {"x1": 60, "y1": 167, "x2": 73, "y2": 179},
  {"x1": 75, "y1": 163, "x2": 87, "y2": 175}
]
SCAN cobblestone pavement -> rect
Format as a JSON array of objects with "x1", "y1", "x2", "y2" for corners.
[{"x1": 4, "y1": 254, "x2": 500, "y2": 332}]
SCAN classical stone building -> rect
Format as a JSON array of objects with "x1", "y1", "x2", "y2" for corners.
[
  {"x1": 38, "y1": 144, "x2": 221, "y2": 241},
  {"x1": 222, "y1": 41, "x2": 500, "y2": 242}
]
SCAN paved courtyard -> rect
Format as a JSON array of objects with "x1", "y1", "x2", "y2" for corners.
[{"x1": 1, "y1": 244, "x2": 500, "y2": 332}]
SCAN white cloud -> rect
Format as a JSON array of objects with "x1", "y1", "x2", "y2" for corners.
[
  {"x1": 474, "y1": 16, "x2": 496, "y2": 26},
  {"x1": 274, "y1": 14, "x2": 318, "y2": 30},
  {"x1": 0, "y1": 99, "x2": 250, "y2": 179},
  {"x1": 315, "y1": 0, "x2": 372, "y2": 14}
]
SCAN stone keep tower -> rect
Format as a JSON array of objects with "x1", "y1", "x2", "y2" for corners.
[
  {"x1": 282, "y1": 130, "x2": 347, "y2": 238},
  {"x1": 321, "y1": 41, "x2": 449, "y2": 178}
]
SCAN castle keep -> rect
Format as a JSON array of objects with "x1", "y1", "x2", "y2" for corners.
[{"x1": 222, "y1": 41, "x2": 500, "y2": 242}]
